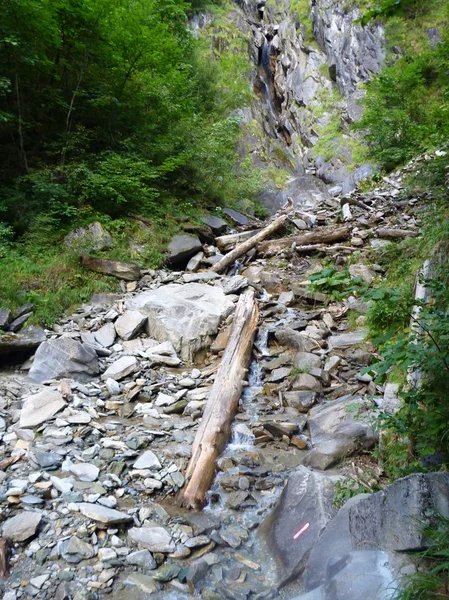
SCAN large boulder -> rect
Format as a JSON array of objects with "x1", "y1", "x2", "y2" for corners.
[
  {"x1": 201, "y1": 214, "x2": 227, "y2": 235},
  {"x1": 290, "y1": 551, "x2": 395, "y2": 600},
  {"x1": 303, "y1": 395, "x2": 377, "y2": 470},
  {"x1": 29, "y1": 337, "x2": 99, "y2": 383},
  {"x1": 350, "y1": 472, "x2": 449, "y2": 552},
  {"x1": 168, "y1": 235, "x2": 202, "y2": 267},
  {"x1": 258, "y1": 466, "x2": 336, "y2": 586},
  {"x1": 65, "y1": 221, "x2": 112, "y2": 253},
  {"x1": 126, "y1": 283, "x2": 234, "y2": 362},
  {"x1": 0, "y1": 325, "x2": 46, "y2": 356},
  {"x1": 20, "y1": 388, "x2": 65, "y2": 428}
]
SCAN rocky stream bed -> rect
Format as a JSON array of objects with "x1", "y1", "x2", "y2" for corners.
[{"x1": 1, "y1": 158, "x2": 449, "y2": 600}]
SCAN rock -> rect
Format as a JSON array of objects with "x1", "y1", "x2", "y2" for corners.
[
  {"x1": 126, "y1": 549, "x2": 157, "y2": 569},
  {"x1": 81, "y1": 256, "x2": 141, "y2": 281},
  {"x1": 70, "y1": 463, "x2": 99, "y2": 482},
  {"x1": 0, "y1": 308, "x2": 11, "y2": 330},
  {"x1": 304, "y1": 495, "x2": 369, "y2": 592},
  {"x1": 126, "y1": 283, "x2": 234, "y2": 362},
  {"x1": 349, "y1": 264, "x2": 376, "y2": 284},
  {"x1": 8, "y1": 312, "x2": 32, "y2": 332},
  {"x1": 2, "y1": 511, "x2": 42, "y2": 542},
  {"x1": 60, "y1": 536, "x2": 95, "y2": 563},
  {"x1": 223, "y1": 208, "x2": 249, "y2": 226},
  {"x1": 186, "y1": 252, "x2": 204, "y2": 272},
  {"x1": 187, "y1": 558, "x2": 209, "y2": 587},
  {"x1": 124, "y1": 572, "x2": 157, "y2": 594},
  {"x1": 65, "y1": 222, "x2": 112, "y2": 252},
  {"x1": 222, "y1": 275, "x2": 249, "y2": 295},
  {"x1": 114, "y1": 311, "x2": 147, "y2": 341},
  {"x1": 29, "y1": 338, "x2": 99, "y2": 383},
  {"x1": 292, "y1": 373, "x2": 321, "y2": 392},
  {"x1": 268, "y1": 367, "x2": 291, "y2": 382},
  {"x1": 133, "y1": 450, "x2": 161, "y2": 470},
  {"x1": 202, "y1": 214, "x2": 227, "y2": 235},
  {"x1": 291, "y1": 551, "x2": 395, "y2": 600},
  {"x1": 293, "y1": 352, "x2": 322, "y2": 372},
  {"x1": 275, "y1": 328, "x2": 320, "y2": 352},
  {"x1": 128, "y1": 527, "x2": 175, "y2": 553},
  {"x1": 94, "y1": 323, "x2": 116, "y2": 348},
  {"x1": 102, "y1": 356, "x2": 138, "y2": 381},
  {"x1": 350, "y1": 472, "x2": 449, "y2": 552},
  {"x1": 0, "y1": 325, "x2": 46, "y2": 355},
  {"x1": 153, "y1": 563, "x2": 181, "y2": 582},
  {"x1": 259, "y1": 466, "x2": 336, "y2": 585},
  {"x1": 284, "y1": 391, "x2": 317, "y2": 412},
  {"x1": 168, "y1": 234, "x2": 202, "y2": 266},
  {"x1": 328, "y1": 330, "x2": 366, "y2": 349},
  {"x1": 303, "y1": 396, "x2": 377, "y2": 470},
  {"x1": 20, "y1": 388, "x2": 65, "y2": 428},
  {"x1": 383, "y1": 383, "x2": 400, "y2": 413},
  {"x1": 78, "y1": 503, "x2": 133, "y2": 525}
]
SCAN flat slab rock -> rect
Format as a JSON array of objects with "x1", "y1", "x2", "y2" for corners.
[
  {"x1": 126, "y1": 283, "x2": 235, "y2": 362},
  {"x1": 303, "y1": 395, "x2": 377, "y2": 470},
  {"x1": 128, "y1": 526, "x2": 175, "y2": 553},
  {"x1": 258, "y1": 466, "x2": 336, "y2": 586},
  {"x1": 28, "y1": 337, "x2": 99, "y2": 383},
  {"x1": 0, "y1": 325, "x2": 46, "y2": 355},
  {"x1": 78, "y1": 503, "x2": 133, "y2": 525},
  {"x1": 349, "y1": 472, "x2": 449, "y2": 552},
  {"x1": 20, "y1": 388, "x2": 65, "y2": 428},
  {"x1": 2, "y1": 511, "x2": 42, "y2": 542}
]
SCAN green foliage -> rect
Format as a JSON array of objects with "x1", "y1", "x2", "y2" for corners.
[
  {"x1": 394, "y1": 515, "x2": 449, "y2": 599},
  {"x1": 356, "y1": 4, "x2": 449, "y2": 170},
  {"x1": 308, "y1": 267, "x2": 370, "y2": 301},
  {"x1": 334, "y1": 475, "x2": 382, "y2": 508}
]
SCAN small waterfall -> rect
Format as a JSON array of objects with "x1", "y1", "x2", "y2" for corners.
[{"x1": 258, "y1": 39, "x2": 278, "y2": 125}]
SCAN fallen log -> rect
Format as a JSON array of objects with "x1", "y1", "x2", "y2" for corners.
[
  {"x1": 211, "y1": 215, "x2": 288, "y2": 273},
  {"x1": 376, "y1": 227, "x2": 419, "y2": 239},
  {"x1": 295, "y1": 244, "x2": 357, "y2": 255},
  {"x1": 179, "y1": 289, "x2": 259, "y2": 509},
  {"x1": 80, "y1": 256, "x2": 141, "y2": 281},
  {"x1": 257, "y1": 225, "x2": 351, "y2": 257},
  {"x1": 216, "y1": 229, "x2": 262, "y2": 253},
  {"x1": 0, "y1": 538, "x2": 12, "y2": 578}
]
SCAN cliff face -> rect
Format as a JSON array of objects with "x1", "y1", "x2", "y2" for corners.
[{"x1": 230, "y1": 0, "x2": 386, "y2": 211}]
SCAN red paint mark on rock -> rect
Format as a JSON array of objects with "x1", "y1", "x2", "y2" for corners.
[{"x1": 293, "y1": 522, "x2": 310, "y2": 540}]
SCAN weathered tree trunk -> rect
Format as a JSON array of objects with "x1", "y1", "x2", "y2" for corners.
[
  {"x1": 211, "y1": 215, "x2": 288, "y2": 273},
  {"x1": 295, "y1": 244, "x2": 357, "y2": 255},
  {"x1": 0, "y1": 538, "x2": 12, "y2": 578},
  {"x1": 216, "y1": 230, "x2": 262, "y2": 253},
  {"x1": 376, "y1": 228, "x2": 419, "y2": 239},
  {"x1": 179, "y1": 289, "x2": 259, "y2": 509},
  {"x1": 257, "y1": 226, "x2": 351, "y2": 256}
]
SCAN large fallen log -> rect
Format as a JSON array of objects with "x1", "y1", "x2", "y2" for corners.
[
  {"x1": 295, "y1": 244, "x2": 357, "y2": 255},
  {"x1": 216, "y1": 229, "x2": 262, "y2": 253},
  {"x1": 257, "y1": 225, "x2": 351, "y2": 257},
  {"x1": 179, "y1": 289, "x2": 259, "y2": 509},
  {"x1": 211, "y1": 215, "x2": 288, "y2": 273},
  {"x1": 376, "y1": 227, "x2": 419, "y2": 239}
]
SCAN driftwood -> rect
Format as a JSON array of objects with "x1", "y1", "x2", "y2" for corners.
[
  {"x1": 257, "y1": 225, "x2": 351, "y2": 256},
  {"x1": 80, "y1": 256, "x2": 141, "y2": 281},
  {"x1": 0, "y1": 538, "x2": 12, "y2": 578},
  {"x1": 295, "y1": 244, "x2": 357, "y2": 255},
  {"x1": 0, "y1": 455, "x2": 20, "y2": 471},
  {"x1": 216, "y1": 229, "x2": 262, "y2": 253},
  {"x1": 376, "y1": 228, "x2": 419, "y2": 239},
  {"x1": 211, "y1": 215, "x2": 288, "y2": 273},
  {"x1": 179, "y1": 289, "x2": 259, "y2": 509}
]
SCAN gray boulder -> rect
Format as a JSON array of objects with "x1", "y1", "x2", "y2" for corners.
[
  {"x1": 2, "y1": 511, "x2": 42, "y2": 542},
  {"x1": 168, "y1": 234, "x2": 202, "y2": 267},
  {"x1": 303, "y1": 395, "x2": 377, "y2": 470},
  {"x1": 0, "y1": 325, "x2": 46, "y2": 355},
  {"x1": 81, "y1": 256, "x2": 141, "y2": 281},
  {"x1": 258, "y1": 466, "x2": 336, "y2": 585},
  {"x1": 126, "y1": 283, "x2": 234, "y2": 362},
  {"x1": 0, "y1": 308, "x2": 11, "y2": 330},
  {"x1": 201, "y1": 214, "x2": 227, "y2": 235},
  {"x1": 114, "y1": 310, "x2": 147, "y2": 341},
  {"x1": 28, "y1": 337, "x2": 99, "y2": 383},
  {"x1": 350, "y1": 472, "x2": 449, "y2": 552},
  {"x1": 223, "y1": 208, "x2": 249, "y2": 226},
  {"x1": 65, "y1": 221, "x2": 112, "y2": 252},
  {"x1": 291, "y1": 551, "x2": 395, "y2": 600},
  {"x1": 275, "y1": 328, "x2": 321, "y2": 352}
]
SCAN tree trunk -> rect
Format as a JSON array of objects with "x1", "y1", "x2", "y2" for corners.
[
  {"x1": 216, "y1": 229, "x2": 262, "y2": 253},
  {"x1": 257, "y1": 225, "x2": 351, "y2": 256},
  {"x1": 211, "y1": 215, "x2": 288, "y2": 273},
  {"x1": 376, "y1": 228, "x2": 419, "y2": 239},
  {"x1": 179, "y1": 289, "x2": 259, "y2": 509}
]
